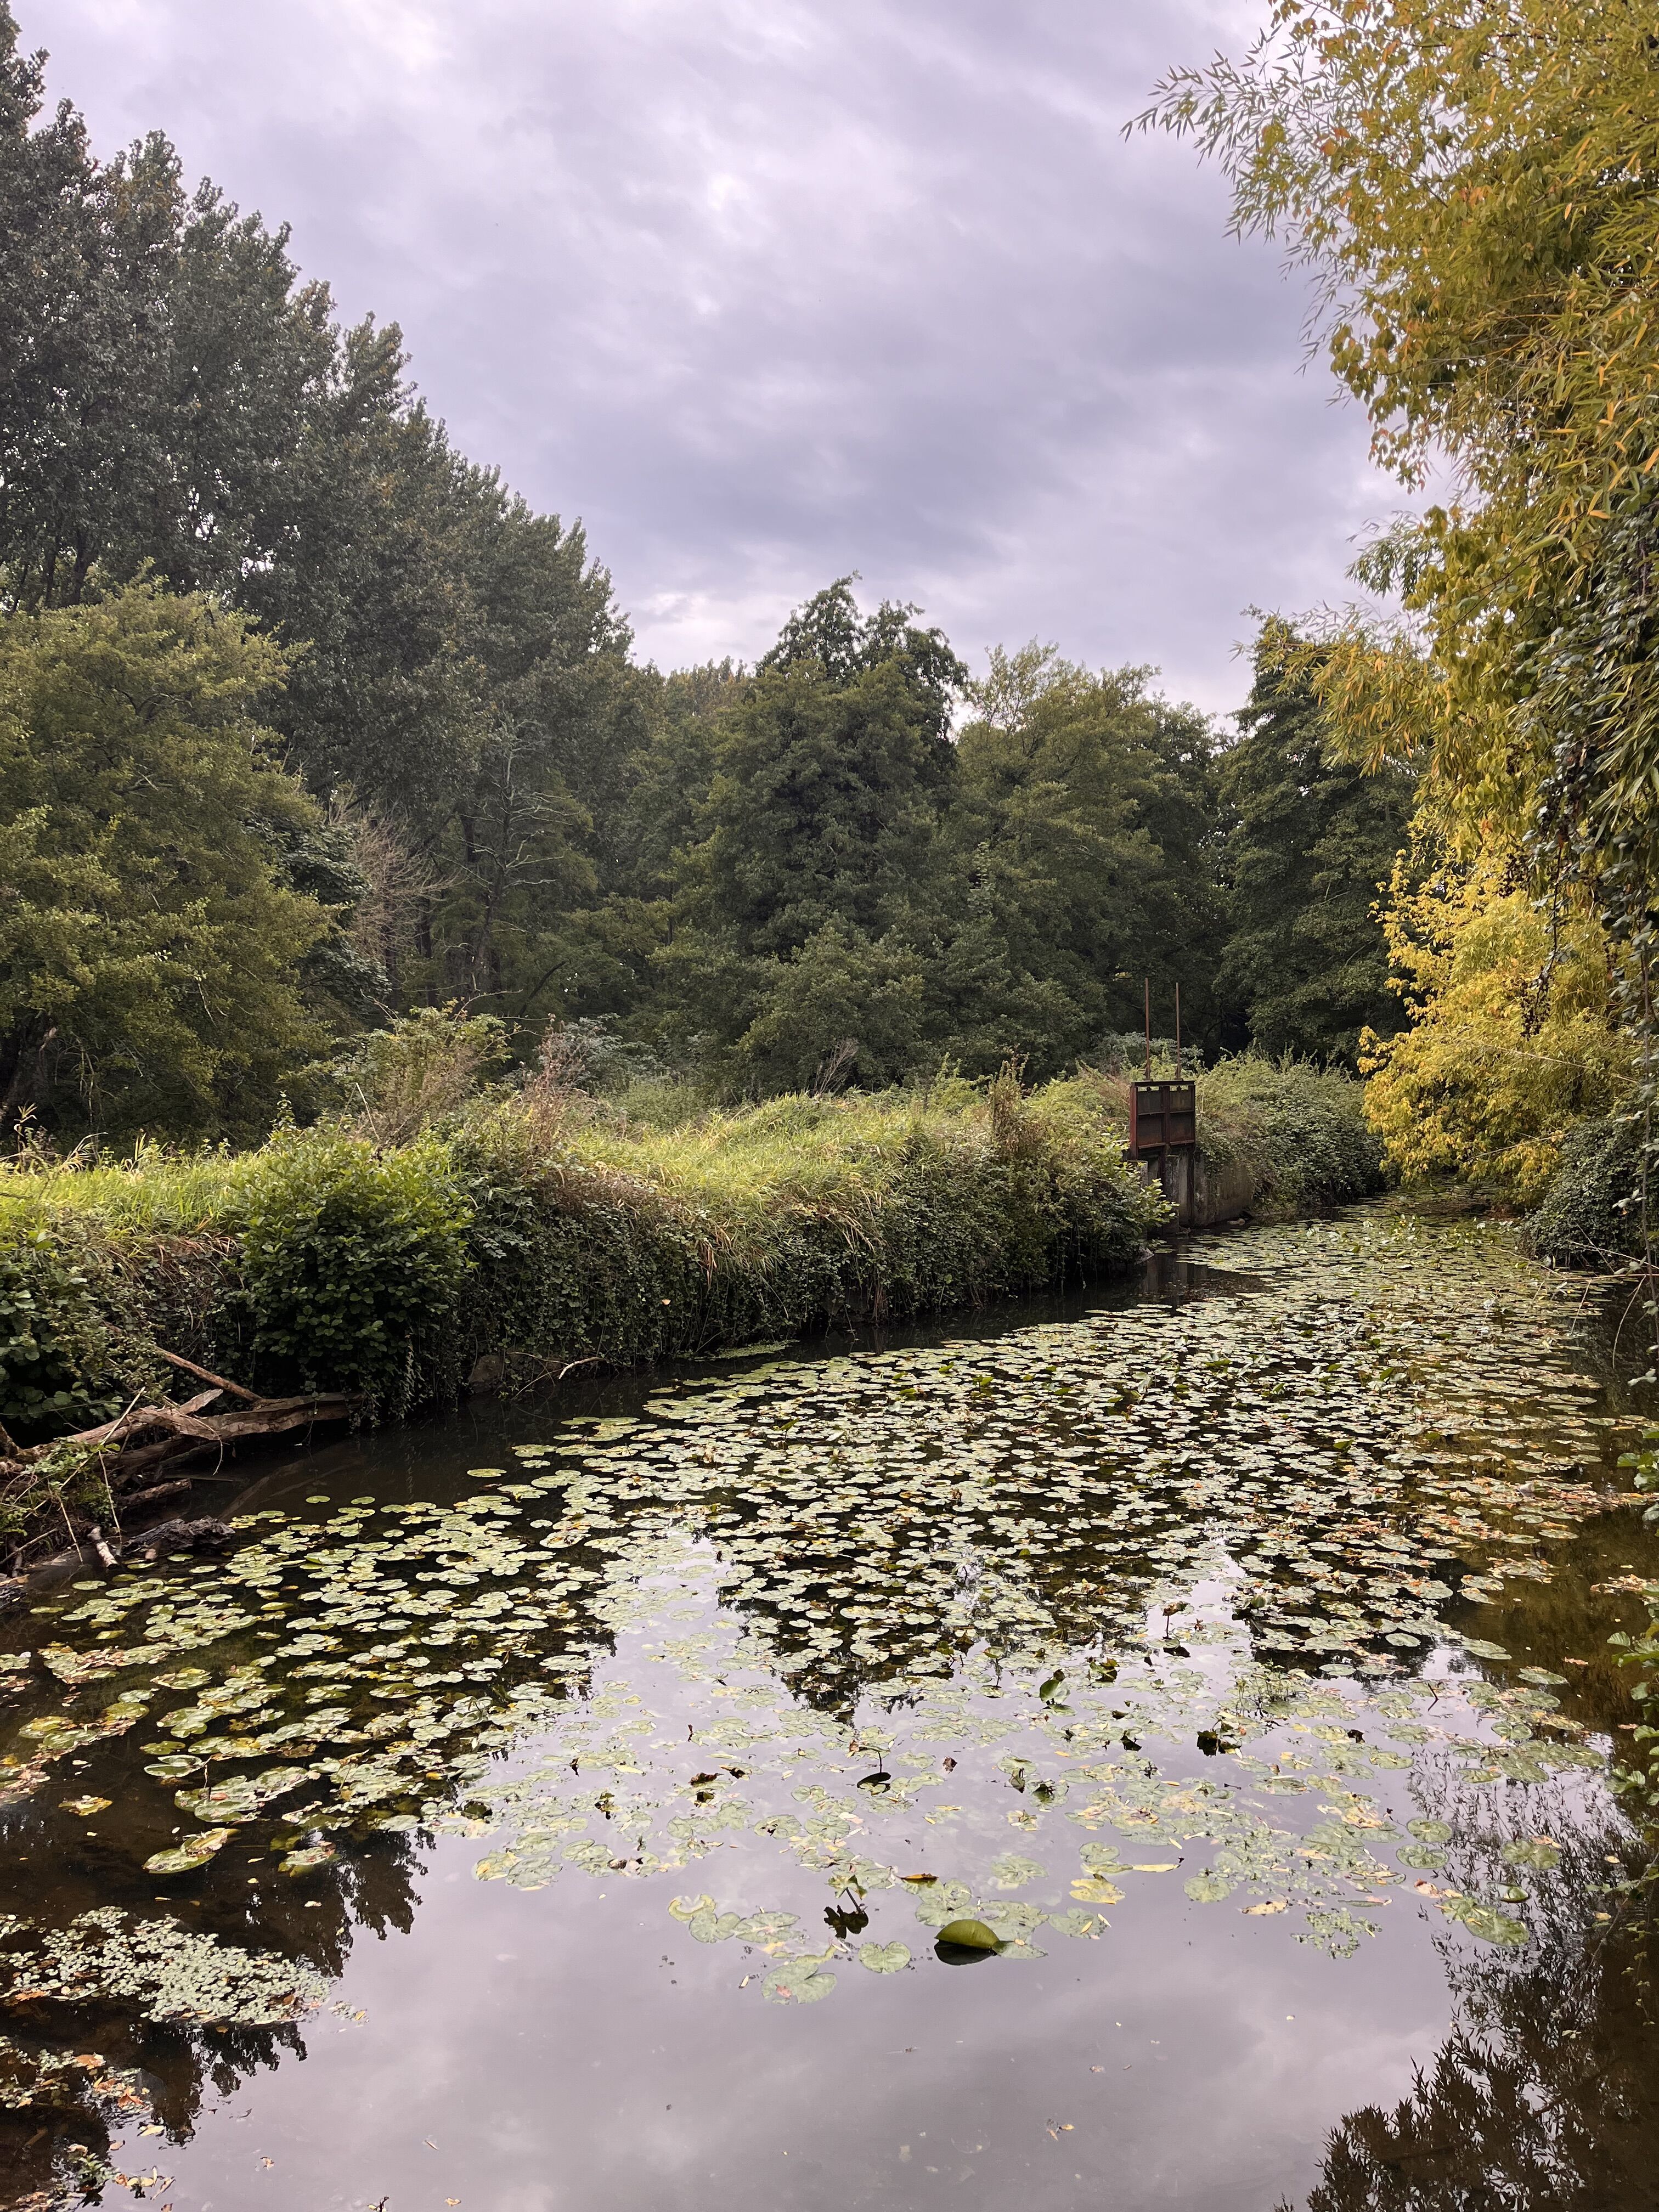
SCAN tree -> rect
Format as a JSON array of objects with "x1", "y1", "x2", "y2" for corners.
[
  {"x1": 1219, "y1": 624, "x2": 1414, "y2": 1065},
  {"x1": 0, "y1": 7, "x2": 642, "y2": 1041},
  {"x1": 1144, "y1": 0, "x2": 1659, "y2": 1141},
  {"x1": 0, "y1": 13, "x2": 339, "y2": 616},
  {"x1": 695, "y1": 580, "x2": 964, "y2": 960},
  {"x1": 942, "y1": 646, "x2": 1228, "y2": 1074},
  {"x1": 649, "y1": 584, "x2": 967, "y2": 1086},
  {"x1": 0, "y1": 582, "x2": 340, "y2": 1139}
]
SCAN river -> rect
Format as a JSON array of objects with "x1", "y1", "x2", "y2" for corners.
[{"x1": 1, "y1": 1201, "x2": 1655, "y2": 2211}]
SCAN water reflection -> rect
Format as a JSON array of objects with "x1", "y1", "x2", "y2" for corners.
[
  {"x1": 0, "y1": 1206, "x2": 1654, "y2": 2211},
  {"x1": 1299, "y1": 1838, "x2": 1658, "y2": 2211}
]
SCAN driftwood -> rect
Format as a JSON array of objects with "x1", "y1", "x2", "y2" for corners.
[
  {"x1": 120, "y1": 1477, "x2": 195, "y2": 1512},
  {"x1": 127, "y1": 1516, "x2": 237, "y2": 1560},
  {"x1": 1, "y1": 1355, "x2": 357, "y2": 1576}
]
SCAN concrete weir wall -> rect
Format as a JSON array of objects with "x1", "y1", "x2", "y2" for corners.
[{"x1": 1141, "y1": 1149, "x2": 1256, "y2": 1231}]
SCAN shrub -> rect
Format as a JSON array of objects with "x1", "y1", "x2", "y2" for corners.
[
  {"x1": 0, "y1": 1057, "x2": 1380, "y2": 1462},
  {"x1": 325, "y1": 1006, "x2": 511, "y2": 1147},
  {"x1": 1529, "y1": 1118, "x2": 1645, "y2": 1270},
  {"x1": 1197, "y1": 1055, "x2": 1385, "y2": 1214},
  {"x1": 0, "y1": 1217, "x2": 121, "y2": 1443},
  {"x1": 239, "y1": 1131, "x2": 473, "y2": 1411}
]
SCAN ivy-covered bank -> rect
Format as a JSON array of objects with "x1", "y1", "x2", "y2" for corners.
[{"x1": 0, "y1": 1059, "x2": 1381, "y2": 1561}]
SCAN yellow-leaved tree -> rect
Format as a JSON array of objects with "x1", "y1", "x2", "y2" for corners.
[{"x1": 1143, "y1": 0, "x2": 1659, "y2": 1203}]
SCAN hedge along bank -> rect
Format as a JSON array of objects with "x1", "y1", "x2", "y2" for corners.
[
  {"x1": 0, "y1": 1076, "x2": 1157, "y2": 1429},
  {"x1": 0, "y1": 1062, "x2": 1383, "y2": 1557}
]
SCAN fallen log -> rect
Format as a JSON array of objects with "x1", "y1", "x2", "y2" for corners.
[
  {"x1": 0, "y1": 1358, "x2": 359, "y2": 1573},
  {"x1": 3, "y1": 1380, "x2": 355, "y2": 1483},
  {"x1": 120, "y1": 1478, "x2": 195, "y2": 1513}
]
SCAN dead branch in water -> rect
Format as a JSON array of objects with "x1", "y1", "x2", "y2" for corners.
[{"x1": 0, "y1": 1361, "x2": 358, "y2": 1576}]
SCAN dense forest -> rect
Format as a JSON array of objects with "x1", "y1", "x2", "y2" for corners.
[{"x1": 0, "y1": 8, "x2": 1414, "y2": 1149}]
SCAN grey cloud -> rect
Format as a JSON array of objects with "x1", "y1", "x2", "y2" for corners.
[{"x1": 34, "y1": 0, "x2": 1405, "y2": 712}]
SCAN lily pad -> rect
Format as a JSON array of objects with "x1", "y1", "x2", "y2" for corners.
[
  {"x1": 1500, "y1": 1837, "x2": 1562, "y2": 1872},
  {"x1": 1184, "y1": 1871, "x2": 1234, "y2": 1903},
  {"x1": 763, "y1": 1954, "x2": 837, "y2": 2004},
  {"x1": 1047, "y1": 1909, "x2": 1104, "y2": 1938},
  {"x1": 278, "y1": 1844, "x2": 337, "y2": 1875},
  {"x1": 858, "y1": 1942, "x2": 911, "y2": 1973},
  {"x1": 144, "y1": 1826, "x2": 234, "y2": 1875},
  {"x1": 1452, "y1": 1900, "x2": 1530, "y2": 1946}
]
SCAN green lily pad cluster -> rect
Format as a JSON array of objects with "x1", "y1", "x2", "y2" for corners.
[{"x1": 1, "y1": 1909, "x2": 328, "y2": 2028}]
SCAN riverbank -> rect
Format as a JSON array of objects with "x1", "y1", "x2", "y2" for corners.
[{"x1": 0, "y1": 1057, "x2": 1378, "y2": 1566}]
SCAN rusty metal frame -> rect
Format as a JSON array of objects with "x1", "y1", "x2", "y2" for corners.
[{"x1": 1128, "y1": 1079, "x2": 1197, "y2": 1159}]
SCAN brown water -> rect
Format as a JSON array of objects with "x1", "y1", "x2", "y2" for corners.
[{"x1": 1, "y1": 1206, "x2": 1656, "y2": 2212}]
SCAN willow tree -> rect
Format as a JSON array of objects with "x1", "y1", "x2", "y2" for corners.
[{"x1": 1144, "y1": 0, "x2": 1659, "y2": 1192}]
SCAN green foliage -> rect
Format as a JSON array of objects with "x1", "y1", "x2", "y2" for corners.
[
  {"x1": 323, "y1": 1005, "x2": 512, "y2": 1146},
  {"x1": 1194, "y1": 1054, "x2": 1385, "y2": 1215},
  {"x1": 652, "y1": 617, "x2": 1228, "y2": 1091},
  {"x1": 944, "y1": 647, "x2": 1228, "y2": 1070},
  {"x1": 0, "y1": 9, "x2": 641, "y2": 1032},
  {"x1": 0, "y1": 582, "x2": 340, "y2": 1141},
  {"x1": 724, "y1": 927, "x2": 928, "y2": 1094},
  {"x1": 0, "y1": 1216, "x2": 119, "y2": 1441},
  {"x1": 1219, "y1": 627, "x2": 1414, "y2": 1066},
  {"x1": 699, "y1": 631, "x2": 953, "y2": 951},
  {"x1": 238, "y1": 1131, "x2": 474, "y2": 1410},
  {"x1": 450, "y1": 1076, "x2": 1169, "y2": 1380},
  {"x1": 1530, "y1": 1118, "x2": 1645, "y2": 1270}
]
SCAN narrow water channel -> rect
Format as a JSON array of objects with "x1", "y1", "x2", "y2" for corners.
[{"x1": 2, "y1": 1204, "x2": 1656, "y2": 2212}]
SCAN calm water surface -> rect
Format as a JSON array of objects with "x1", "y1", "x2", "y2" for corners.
[{"x1": 2, "y1": 1206, "x2": 1656, "y2": 2212}]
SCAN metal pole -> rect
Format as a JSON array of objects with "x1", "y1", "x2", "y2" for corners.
[
  {"x1": 1143, "y1": 979, "x2": 1152, "y2": 1080},
  {"x1": 1175, "y1": 983, "x2": 1182, "y2": 1076}
]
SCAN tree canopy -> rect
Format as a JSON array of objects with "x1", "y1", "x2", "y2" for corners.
[
  {"x1": 1218, "y1": 625, "x2": 1414, "y2": 1066},
  {"x1": 0, "y1": 3, "x2": 1426, "y2": 1145},
  {"x1": 0, "y1": 583, "x2": 341, "y2": 1138}
]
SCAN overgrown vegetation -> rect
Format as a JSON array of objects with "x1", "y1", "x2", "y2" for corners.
[
  {"x1": 1530, "y1": 1119, "x2": 1646, "y2": 1272},
  {"x1": 0, "y1": 1069, "x2": 1159, "y2": 1452},
  {"x1": 0, "y1": 1043, "x2": 1383, "y2": 1550},
  {"x1": 1188, "y1": 1055, "x2": 1385, "y2": 1216}
]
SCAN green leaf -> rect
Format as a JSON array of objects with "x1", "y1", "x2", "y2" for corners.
[
  {"x1": 935, "y1": 1918, "x2": 1003, "y2": 1952},
  {"x1": 858, "y1": 1941, "x2": 911, "y2": 1973}
]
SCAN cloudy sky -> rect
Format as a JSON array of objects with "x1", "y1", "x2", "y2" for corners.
[{"x1": 32, "y1": 0, "x2": 1409, "y2": 715}]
